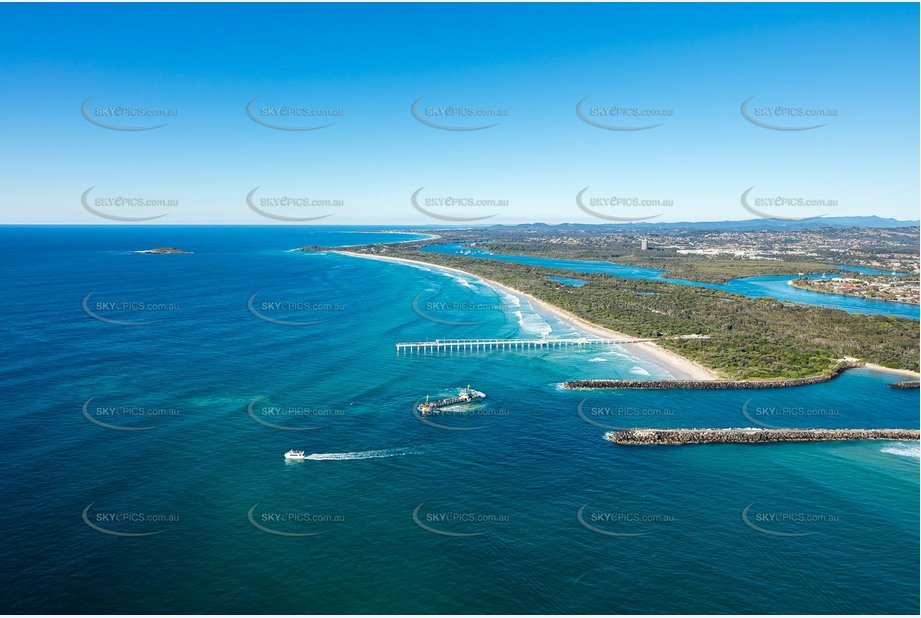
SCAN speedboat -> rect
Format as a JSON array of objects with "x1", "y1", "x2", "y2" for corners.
[{"x1": 284, "y1": 449, "x2": 306, "y2": 460}]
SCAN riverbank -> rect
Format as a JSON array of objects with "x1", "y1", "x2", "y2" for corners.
[
  {"x1": 332, "y1": 250, "x2": 720, "y2": 381},
  {"x1": 788, "y1": 278, "x2": 920, "y2": 306},
  {"x1": 606, "y1": 427, "x2": 921, "y2": 445}
]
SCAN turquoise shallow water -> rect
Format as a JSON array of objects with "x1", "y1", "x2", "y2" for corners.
[
  {"x1": 423, "y1": 244, "x2": 921, "y2": 320},
  {"x1": 0, "y1": 226, "x2": 918, "y2": 614}
]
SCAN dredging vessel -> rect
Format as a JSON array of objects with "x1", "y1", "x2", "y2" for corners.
[{"x1": 418, "y1": 385, "x2": 485, "y2": 415}]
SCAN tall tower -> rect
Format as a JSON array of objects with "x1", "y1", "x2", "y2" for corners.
[{"x1": 640, "y1": 238, "x2": 648, "y2": 251}]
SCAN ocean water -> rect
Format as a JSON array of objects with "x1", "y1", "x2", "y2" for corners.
[
  {"x1": 0, "y1": 226, "x2": 918, "y2": 614},
  {"x1": 423, "y1": 244, "x2": 921, "y2": 320}
]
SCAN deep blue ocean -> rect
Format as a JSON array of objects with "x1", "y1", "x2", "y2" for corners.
[{"x1": 1, "y1": 226, "x2": 918, "y2": 614}]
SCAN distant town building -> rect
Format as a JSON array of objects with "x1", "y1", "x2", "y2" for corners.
[{"x1": 640, "y1": 238, "x2": 648, "y2": 250}]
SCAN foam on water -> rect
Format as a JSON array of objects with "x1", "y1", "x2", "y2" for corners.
[
  {"x1": 432, "y1": 267, "x2": 496, "y2": 293},
  {"x1": 880, "y1": 441, "x2": 921, "y2": 459},
  {"x1": 520, "y1": 311, "x2": 554, "y2": 337},
  {"x1": 496, "y1": 290, "x2": 554, "y2": 338},
  {"x1": 305, "y1": 446, "x2": 423, "y2": 461},
  {"x1": 432, "y1": 269, "x2": 561, "y2": 339},
  {"x1": 448, "y1": 273, "x2": 476, "y2": 289},
  {"x1": 588, "y1": 357, "x2": 608, "y2": 362},
  {"x1": 629, "y1": 366, "x2": 652, "y2": 376},
  {"x1": 186, "y1": 395, "x2": 254, "y2": 407},
  {"x1": 495, "y1": 287, "x2": 521, "y2": 309}
]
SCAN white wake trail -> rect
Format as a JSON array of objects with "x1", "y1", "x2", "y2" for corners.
[{"x1": 306, "y1": 447, "x2": 422, "y2": 461}]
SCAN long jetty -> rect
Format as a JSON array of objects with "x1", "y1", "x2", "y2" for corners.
[
  {"x1": 606, "y1": 427, "x2": 920, "y2": 445},
  {"x1": 396, "y1": 337, "x2": 654, "y2": 353}
]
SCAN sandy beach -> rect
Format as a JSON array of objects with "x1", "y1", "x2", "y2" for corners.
[
  {"x1": 333, "y1": 250, "x2": 720, "y2": 381},
  {"x1": 838, "y1": 357, "x2": 921, "y2": 379},
  {"x1": 863, "y1": 363, "x2": 921, "y2": 379}
]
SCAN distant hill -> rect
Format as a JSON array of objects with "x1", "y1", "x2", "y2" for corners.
[{"x1": 485, "y1": 216, "x2": 919, "y2": 233}]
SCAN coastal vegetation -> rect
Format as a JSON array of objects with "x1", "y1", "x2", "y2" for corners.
[
  {"x1": 481, "y1": 240, "x2": 843, "y2": 283},
  {"x1": 324, "y1": 243, "x2": 920, "y2": 379},
  {"x1": 401, "y1": 223, "x2": 918, "y2": 284},
  {"x1": 790, "y1": 274, "x2": 920, "y2": 305}
]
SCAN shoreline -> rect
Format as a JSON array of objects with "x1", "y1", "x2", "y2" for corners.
[
  {"x1": 336, "y1": 232, "x2": 441, "y2": 248},
  {"x1": 787, "y1": 278, "x2": 921, "y2": 307},
  {"x1": 863, "y1": 363, "x2": 921, "y2": 379},
  {"x1": 331, "y1": 250, "x2": 719, "y2": 381},
  {"x1": 563, "y1": 361, "x2": 865, "y2": 390}
]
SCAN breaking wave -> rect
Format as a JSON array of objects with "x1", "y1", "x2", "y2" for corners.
[{"x1": 880, "y1": 441, "x2": 920, "y2": 459}]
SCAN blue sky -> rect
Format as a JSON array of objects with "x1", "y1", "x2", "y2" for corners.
[{"x1": 0, "y1": 2, "x2": 918, "y2": 224}]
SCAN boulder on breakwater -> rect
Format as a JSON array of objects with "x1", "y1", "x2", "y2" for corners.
[
  {"x1": 888, "y1": 380, "x2": 920, "y2": 389},
  {"x1": 605, "y1": 427, "x2": 920, "y2": 445},
  {"x1": 565, "y1": 362, "x2": 864, "y2": 390}
]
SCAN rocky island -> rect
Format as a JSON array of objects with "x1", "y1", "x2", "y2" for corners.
[{"x1": 137, "y1": 247, "x2": 190, "y2": 254}]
